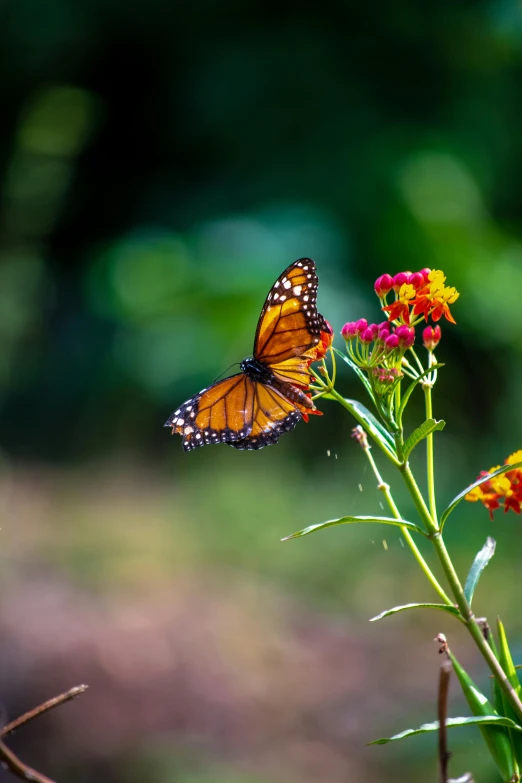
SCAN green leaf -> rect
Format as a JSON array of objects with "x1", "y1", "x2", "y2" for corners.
[
  {"x1": 402, "y1": 418, "x2": 446, "y2": 461},
  {"x1": 449, "y1": 649, "x2": 518, "y2": 781},
  {"x1": 464, "y1": 537, "x2": 496, "y2": 605},
  {"x1": 440, "y1": 461, "x2": 522, "y2": 531},
  {"x1": 343, "y1": 397, "x2": 396, "y2": 450},
  {"x1": 397, "y1": 363, "x2": 445, "y2": 422},
  {"x1": 370, "y1": 603, "x2": 461, "y2": 622},
  {"x1": 333, "y1": 347, "x2": 373, "y2": 397},
  {"x1": 282, "y1": 515, "x2": 427, "y2": 541},
  {"x1": 369, "y1": 715, "x2": 522, "y2": 745},
  {"x1": 496, "y1": 617, "x2": 522, "y2": 767}
]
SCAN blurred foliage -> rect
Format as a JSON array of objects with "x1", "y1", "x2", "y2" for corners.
[{"x1": 1, "y1": 1, "x2": 522, "y2": 782}]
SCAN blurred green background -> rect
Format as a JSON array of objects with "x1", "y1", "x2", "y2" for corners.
[{"x1": 1, "y1": 1, "x2": 522, "y2": 781}]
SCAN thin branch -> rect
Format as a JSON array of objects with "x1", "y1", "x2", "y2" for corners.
[
  {"x1": 0, "y1": 739, "x2": 56, "y2": 783},
  {"x1": 1, "y1": 685, "x2": 88, "y2": 738},
  {"x1": 438, "y1": 658, "x2": 452, "y2": 783}
]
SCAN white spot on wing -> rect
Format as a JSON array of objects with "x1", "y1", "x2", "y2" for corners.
[
  {"x1": 283, "y1": 279, "x2": 292, "y2": 289},
  {"x1": 293, "y1": 285, "x2": 302, "y2": 295}
]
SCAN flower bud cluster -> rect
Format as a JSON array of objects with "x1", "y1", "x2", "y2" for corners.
[{"x1": 340, "y1": 318, "x2": 415, "y2": 395}]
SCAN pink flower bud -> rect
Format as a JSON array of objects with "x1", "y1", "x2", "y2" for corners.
[
  {"x1": 392, "y1": 272, "x2": 412, "y2": 291},
  {"x1": 384, "y1": 334, "x2": 399, "y2": 351},
  {"x1": 360, "y1": 327, "x2": 374, "y2": 344},
  {"x1": 355, "y1": 318, "x2": 368, "y2": 335},
  {"x1": 341, "y1": 322, "x2": 358, "y2": 340},
  {"x1": 395, "y1": 324, "x2": 415, "y2": 349},
  {"x1": 409, "y1": 272, "x2": 424, "y2": 290},
  {"x1": 419, "y1": 267, "x2": 431, "y2": 282},
  {"x1": 369, "y1": 323, "x2": 379, "y2": 338},
  {"x1": 377, "y1": 321, "x2": 391, "y2": 339},
  {"x1": 423, "y1": 324, "x2": 441, "y2": 351},
  {"x1": 374, "y1": 274, "x2": 394, "y2": 298}
]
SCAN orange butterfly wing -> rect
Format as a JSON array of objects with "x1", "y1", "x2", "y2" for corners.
[
  {"x1": 253, "y1": 259, "x2": 328, "y2": 387},
  {"x1": 230, "y1": 381, "x2": 302, "y2": 450},
  {"x1": 166, "y1": 373, "x2": 255, "y2": 451},
  {"x1": 166, "y1": 259, "x2": 327, "y2": 451}
]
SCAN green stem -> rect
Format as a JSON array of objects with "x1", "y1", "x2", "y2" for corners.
[
  {"x1": 362, "y1": 439, "x2": 452, "y2": 605},
  {"x1": 432, "y1": 533, "x2": 522, "y2": 724},
  {"x1": 400, "y1": 462, "x2": 522, "y2": 724},
  {"x1": 424, "y1": 369, "x2": 438, "y2": 524}
]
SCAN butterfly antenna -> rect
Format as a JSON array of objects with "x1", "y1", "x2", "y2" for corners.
[{"x1": 212, "y1": 363, "x2": 242, "y2": 384}]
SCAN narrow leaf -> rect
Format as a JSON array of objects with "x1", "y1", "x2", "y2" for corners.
[
  {"x1": 282, "y1": 515, "x2": 427, "y2": 541},
  {"x1": 342, "y1": 397, "x2": 396, "y2": 450},
  {"x1": 449, "y1": 648, "x2": 517, "y2": 781},
  {"x1": 369, "y1": 715, "x2": 522, "y2": 745},
  {"x1": 440, "y1": 461, "x2": 522, "y2": 531},
  {"x1": 497, "y1": 618, "x2": 522, "y2": 696},
  {"x1": 370, "y1": 603, "x2": 461, "y2": 622},
  {"x1": 464, "y1": 537, "x2": 496, "y2": 605},
  {"x1": 398, "y1": 363, "x2": 445, "y2": 422},
  {"x1": 333, "y1": 347, "x2": 373, "y2": 397},
  {"x1": 403, "y1": 418, "x2": 446, "y2": 461}
]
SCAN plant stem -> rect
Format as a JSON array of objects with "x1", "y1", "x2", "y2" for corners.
[
  {"x1": 400, "y1": 461, "x2": 522, "y2": 724},
  {"x1": 424, "y1": 356, "x2": 438, "y2": 524},
  {"x1": 362, "y1": 437, "x2": 452, "y2": 605},
  {"x1": 432, "y1": 532, "x2": 522, "y2": 724}
]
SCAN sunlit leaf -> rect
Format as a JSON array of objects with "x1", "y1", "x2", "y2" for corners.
[
  {"x1": 282, "y1": 515, "x2": 426, "y2": 541},
  {"x1": 369, "y1": 715, "x2": 522, "y2": 745},
  {"x1": 464, "y1": 537, "x2": 495, "y2": 605},
  {"x1": 403, "y1": 418, "x2": 445, "y2": 461},
  {"x1": 370, "y1": 602, "x2": 461, "y2": 622}
]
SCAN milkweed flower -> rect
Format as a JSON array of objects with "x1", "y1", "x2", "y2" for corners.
[
  {"x1": 382, "y1": 283, "x2": 416, "y2": 324},
  {"x1": 423, "y1": 325, "x2": 441, "y2": 351},
  {"x1": 465, "y1": 451, "x2": 522, "y2": 519},
  {"x1": 411, "y1": 270, "x2": 459, "y2": 323},
  {"x1": 375, "y1": 268, "x2": 459, "y2": 327}
]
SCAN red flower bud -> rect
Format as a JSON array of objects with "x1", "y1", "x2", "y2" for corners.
[
  {"x1": 374, "y1": 274, "x2": 394, "y2": 298},
  {"x1": 395, "y1": 324, "x2": 415, "y2": 349},
  {"x1": 423, "y1": 324, "x2": 441, "y2": 351},
  {"x1": 341, "y1": 322, "x2": 358, "y2": 340},
  {"x1": 360, "y1": 327, "x2": 374, "y2": 344},
  {"x1": 392, "y1": 272, "x2": 411, "y2": 291},
  {"x1": 355, "y1": 318, "x2": 368, "y2": 335},
  {"x1": 384, "y1": 334, "x2": 399, "y2": 351},
  {"x1": 409, "y1": 272, "x2": 424, "y2": 290}
]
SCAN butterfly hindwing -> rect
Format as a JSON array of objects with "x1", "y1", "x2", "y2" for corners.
[
  {"x1": 166, "y1": 373, "x2": 255, "y2": 451},
  {"x1": 231, "y1": 382, "x2": 302, "y2": 450}
]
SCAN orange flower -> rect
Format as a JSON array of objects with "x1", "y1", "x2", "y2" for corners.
[
  {"x1": 465, "y1": 451, "x2": 522, "y2": 519},
  {"x1": 410, "y1": 270, "x2": 459, "y2": 324},
  {"x1": 382, "y1": 283, "x2": 416, "y2": 324}
]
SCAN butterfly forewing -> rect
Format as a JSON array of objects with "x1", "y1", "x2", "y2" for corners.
[
  {"x1": 166, "y1": 373, "x2": 255, "y2": 451},
  {"x1": 254, "y1": 259, "x2": 325, "y2": 365}
]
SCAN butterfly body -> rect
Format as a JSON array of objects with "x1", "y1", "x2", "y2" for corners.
[{"x1": 166, "y1": 259, "x2": 329, "y2": 451}]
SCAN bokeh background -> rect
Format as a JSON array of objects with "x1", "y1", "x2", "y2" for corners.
[{"x1": 1, "y1": 1, "x2": 522, "y2": 781}]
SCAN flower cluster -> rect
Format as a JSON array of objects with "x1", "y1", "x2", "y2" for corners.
[
  {"x1": 341, "y1": 318, "x2": 415, "y2": 395},
  {"x1": 465, "y1": 451, "x2": 522, "y2": 520},
  {"x1": 375, "y1": 268, "x2": 459, "y2": 326}
]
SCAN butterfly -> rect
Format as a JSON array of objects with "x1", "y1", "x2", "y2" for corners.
[{"x1": 165, "y1": 258, "x2": 331, "y2": 451}]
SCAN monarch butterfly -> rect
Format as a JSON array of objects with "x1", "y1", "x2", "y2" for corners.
[{"x1": 166, "y1": 258, "x2": 331, "y2": 451}]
